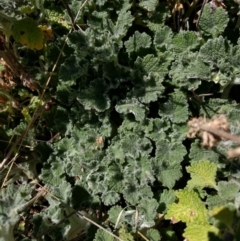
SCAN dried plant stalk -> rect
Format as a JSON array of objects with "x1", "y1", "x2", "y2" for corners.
[
  {"x1": 187, "y1": 115, "x2": 231, "y2": 148},
  {"x1": 187, "y1": 115, "x2": 240, "y2": 158}
]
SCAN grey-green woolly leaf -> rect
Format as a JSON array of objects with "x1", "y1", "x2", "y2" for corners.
[
  {"x1": 159, "y1": 163, "x2": 182, "y2": 189},
  {"x1": 158, "y1": 189, "x2": 176, "y2": 213},
  {"x1": 206, "y1": 195, "x2": 228, "y2": 210},
  {"x1": 159, "y1": 90, "x2": 188, "y2": 123},
  {"x1": 123, "y1": 183, "x2": 153, "y2": 205},
  {"x1": 137, "y1": 198, "x2": 158, "y2": 229},
  {"x1": 0, "y1": 183, "x2": 32, "y2": 223},
  {"x1": 198, "y1": 36, "x2": 227, "y2": 65},
  {"x1": 93, "y1": 229, "x2": 115, "y2": 241},
  {"x1": 146, "y1": 229, "x2": 161, "y2": 241},
  {"x1": 135, "y1": 54, "x2": 170, "y2": 76},
  {"x1": 108, "y1": 205, "x2": 124, "y2": 228},
  {"x1": 133, "y1": 72, "x2": 165, "y2": 103},
  {"x1": 217, "y1": 181, "x2": 240, "y2": 201},
  {"x1": 118, "y1": 118, "x2": 150, "y2": 135},
  {"x1": 103, "y1": 61, "x2": 131, "y2": 84},
  {"x1": 54, "y1": 181, "x2": 72, "y2": 203},
  {"x1": 147, "y1": 118, "x2": 169, "y2": 141},
  {"x1": 77, "y1": 79, "x2": 110, "y2": 112},
  {"x1": 124, "y1": 31, "x2": 152, "y2": 54},
  {"x1": 68, "y1": 30, "x2": 89, "y2": 54},
  {"x1": 146, "y1": 3, "x2": 170, "y2": 31},
  {"x1": 210, "y1": 71, "x2": 230, "y2": 90},
  {"x1": 170, "y1": 123, "x2": 189, "y2": 143},
  {"x1": 107, "y1": 138, "x2": 125, "y2": 163},
  {"x1": 199, "y1": 5, "x2": 228, "y2": 37},
  {"x1": 139, "y1": 0, "x2": 158, "y2": 11},
  {"x1": 171, "y1": 31, "x2": 199, "y2": 53},
  {"x1": 105, "y1": 161, "x2": 124, "y2": 192},
  {"x1": 92, "y1": 33, "x2": 119, "y2": 61},
  {"x1": 132, "y1": 53, "x2": 170, "y2": 103},
  {"x1": 189, "y1": 140, "x2": 219, "y2": 163},
  {"x1": 87, "y1": 11, "x2": 108, "y2": 30},
  {"x1": 120, "y1": 134, "x2": 152, "y2": 159},
  {"x1": 154, "y1": 26, "x2": 173, "y2": 49},
  {"x1": 95, "y1": 0, "x2": 107, "y2": 6},
  {"x1": 116, "y1": 98, "x2": 147, "y2": 121},
  {"x1": 169, "y1": 58, "x2": 210, "y2": 89},
  {"x1": 59, "y1": 55, "x2": 83, "y2": 81},
  {"x1": 155, "y1": 140, "x2": 187, "y2": 165},
  {"x1": 101, "y1": 191, "x2": 120, "y2": 206},
  {"x1": 114, "y1": 10, "x2": 133, "y2": 39},
  {"x1": 137, "y1": 156, "x2": 156, "y2": 185},
  {"x1": 227, "y1": 45, "x2": 240, "y2": 77}
]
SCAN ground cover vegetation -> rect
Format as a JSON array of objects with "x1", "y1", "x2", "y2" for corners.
[{"x1": 0, "y1": 0, "x2": 240, "y2": 240}]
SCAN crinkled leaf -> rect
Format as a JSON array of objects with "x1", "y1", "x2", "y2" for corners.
[
  {"x1": 59, "y1": 55, "x2": 85, "y2": 81},
  {"x1": 123, "y1": 183, "x2": 153, "y2": 205},
  {"x1": 145, "y1": 4, "x2": 170, "y2": 31},
  {"x1": 158, "y1": 163, "x2": 182, "y2": 189},
  {"x1": 154, "y1": 26, "x2": 173, "y2": 49},
  {"x1": 93, "y1": 229, "x2": 115, "y2": 241},
  {"x1": 155, "y1": 140, "x2": 187, "y2": 165},
  {"x1": 146, "y1": 229, "x2": 161, "y2": 241},
  {"x1": 134, "y1": 54, "x2": 170, "y2": 77},
  {"x1": 120, "y1": 134, "x2": 152, "y2": 159},
  {"x1": 133, "y1": 72, "x2": 165, "y2": 103},
  {"x1": 169, "y1": 58, "x2": 210, "y2": 89},
  {"x1": 189, "y1": 140, "x2": 219, "y2": 163},
  {"x1": 199, "y1": 5, "x2": 229, "y2": 37},
  {"x1": 12, "y1": 17, "x2": 44, "y2": 50},
  {"x1": 108, "y1": 205, "x2": 124, "y2": 229},
  {"x1": 186, "y1": 160, "x2": 217, "y2": 190},
  {"x1": 116, "y1": 98, "x2": 147, "y2": 121},
  {"x1": 165, "y1": 189, "x2": 208, "y2": 225},
  {"x1": 137, "y1": 198, "x2": 158, "y2": 229},
  {"x1": 139, "y1": 0, "x2": 158, "y2": 11},
  {"x1": 183, "y1": 224, "x2": 219, "y2": 241},
  {"x1": 217, "y1": 181, "x2": 240, "y2": 201},
  {"x1": 114, "y1": 10, "x2": 133, "y2": 39},
  {"x1": 0, "y1": 183, "x2": 32, "y2": 222},
  {"x1": 125, "y1": 31, "x2": 152, "y2": 54},
  {"x1": 153, "y1": 139, "x2": 186, "y2": 188},
  {"x1": 159, "y1": 90, "x2": 188, "y2": 123},
  {"x1": 101, "y1": 191, "x2": 120, "y2": 206},
  {"x1": 206, "y1": 195, "x2": 228, "y2": 210},
  {"x1": 198, "y1": 36, "x2": 228, "y2": 65},
  {"x1": 171, "y1": 31, "x2": 199, "y2": 53},
  {"x1": 158, "y1": 189, "x2": 176, "y2": 213},
  {"x1": 77, "y1": 79, "x2": 110, "y2": 112}
]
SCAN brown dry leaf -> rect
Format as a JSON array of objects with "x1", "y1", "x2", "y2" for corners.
[
  {"x1": 227, "y1": 147, "x2": 240, "y2": 159},
  {"x1": 187, "y1": 115, "x2": 229, "y2": 148}
]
